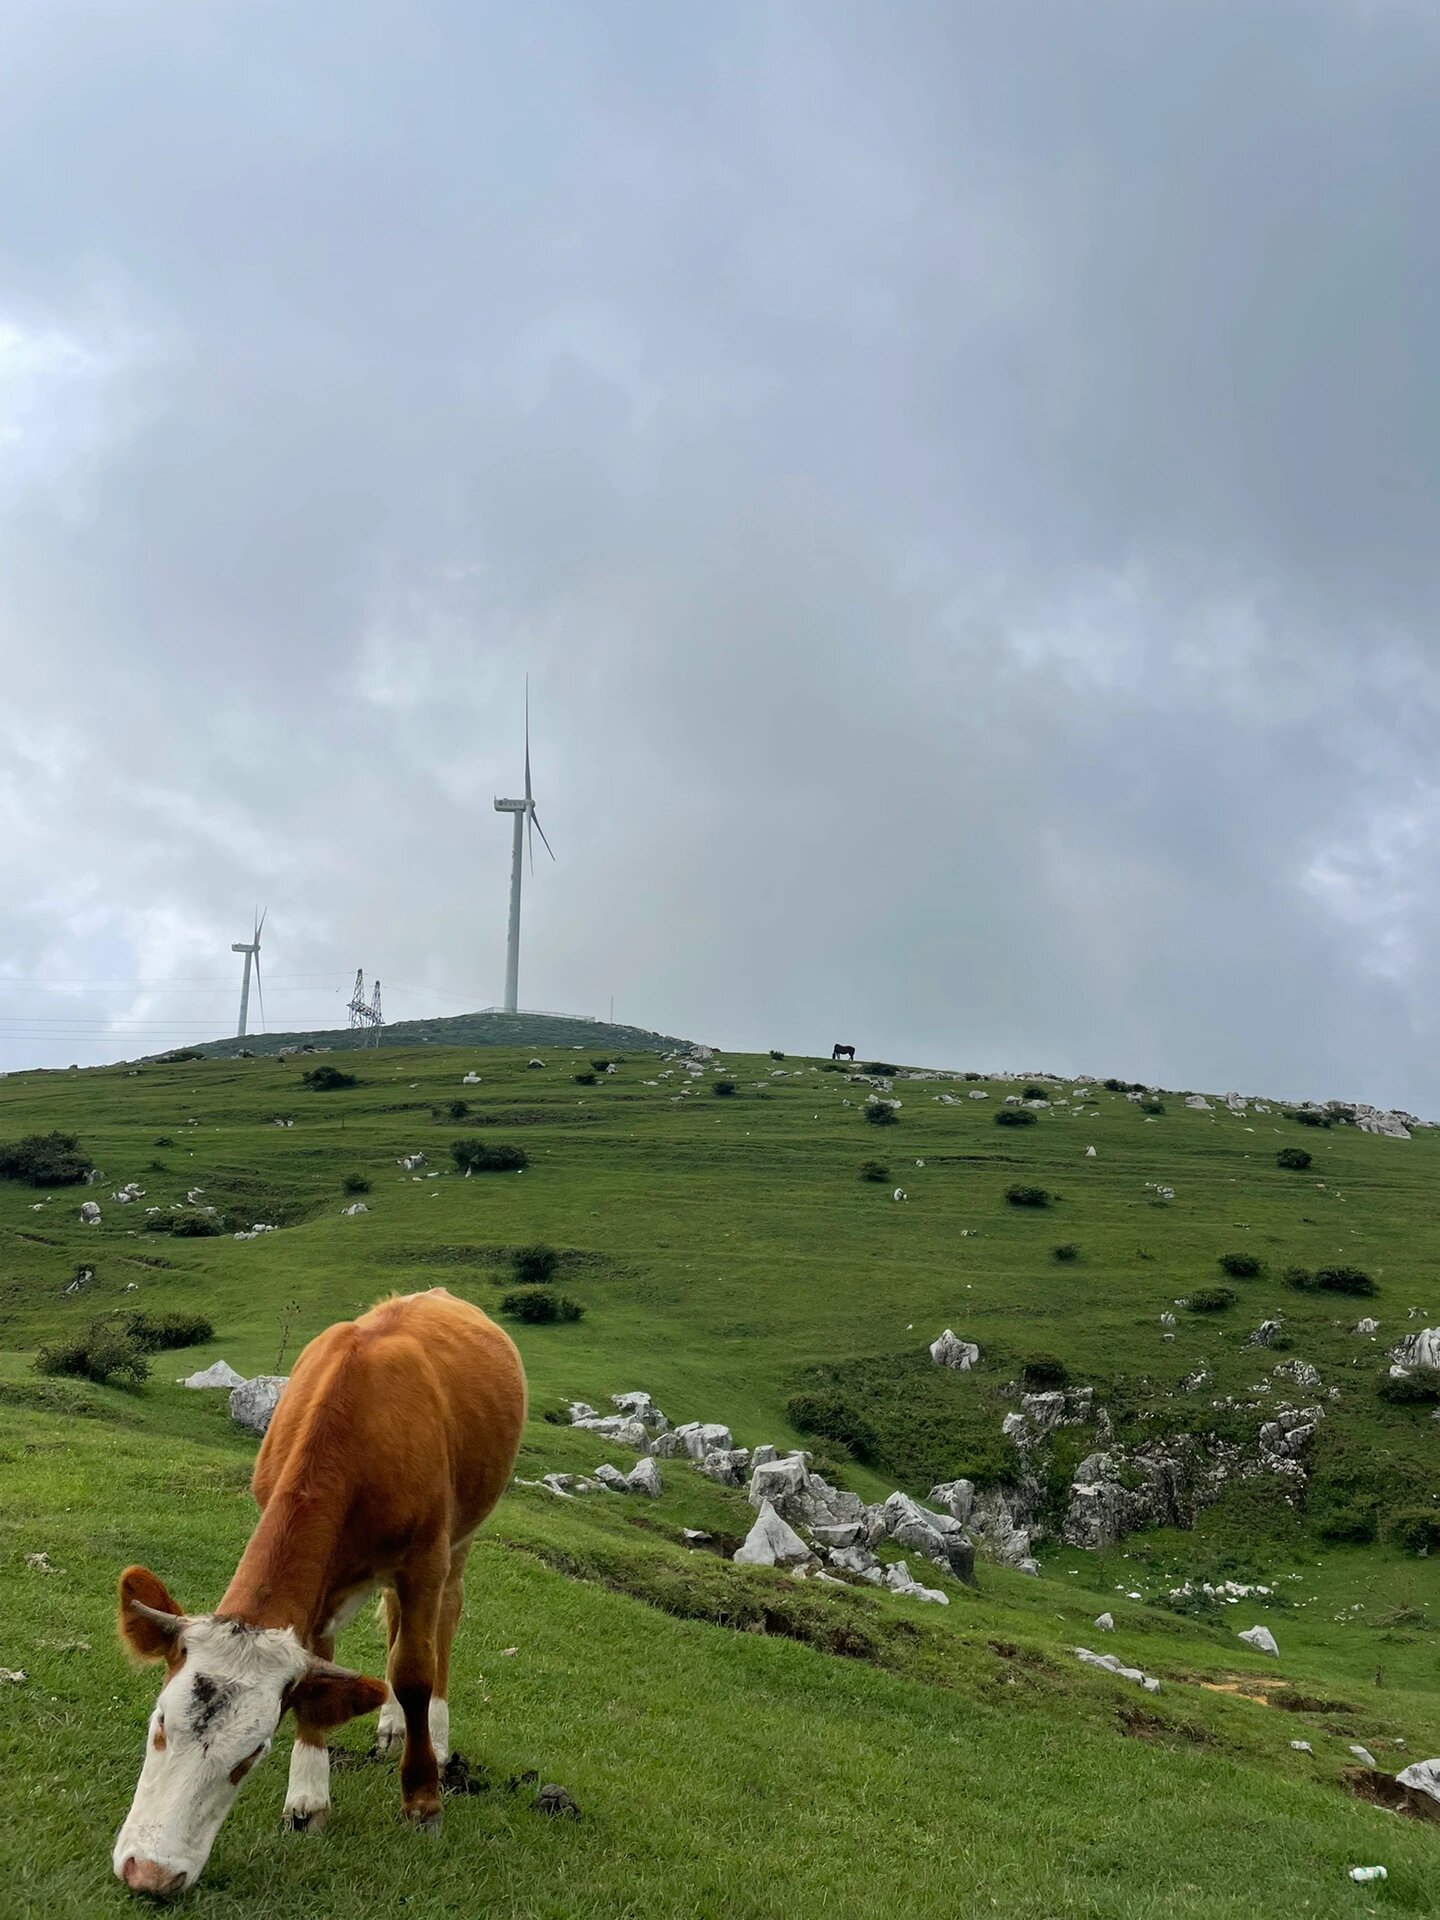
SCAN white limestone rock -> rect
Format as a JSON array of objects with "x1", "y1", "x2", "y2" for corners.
[
  {"x1": 734, "y1": 1500, "x2": 811, "y2": 1568},
  {"x1": 1094, "y1": 1612, "x2": 1115, "y2": 1632},
  {"x1": 1237, "y1": 1624, "x2": 1279, "y2": 1657},
  {"x1": 1074, "y1": 1647, "x2": 1160, "y2": 1691},
  {"x1": 929, "y1": 1328, "x2": 979, "y2": 1371},
  {"x1": 1393, "y1": 1327, "x2": 1440, "y2": 1371},
  {"x1": 1395, "y1": 1759, "x2": 1440, "y2": 1804},
  {"x1": 79, "y1": 1201, "x2": 101, "y2": 1225},
  {"x1": 626, "y1": 1458, "x2": 662, "y2": 1496},
  {"x1": 230, "y1": 1375, "x2": 289, "y2": 1436},
  {"x1": 179, "y1": 1360, "x2": 246, "y2": 1390}
]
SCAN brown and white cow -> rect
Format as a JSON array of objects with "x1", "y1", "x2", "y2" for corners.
[{"x1": 113, "y1": 1289, "x2": 527, "y2": 1897}]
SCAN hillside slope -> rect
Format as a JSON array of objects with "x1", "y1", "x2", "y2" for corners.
[
  {"x1": 167, "y1": 1008, "x2": 697, "y2": 1062},
  {"x1": 2, "y1": 1046, "x2": 1438, "y2": 1916}
]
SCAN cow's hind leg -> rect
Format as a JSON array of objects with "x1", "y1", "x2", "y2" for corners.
[
  {"x1": 391, "y1": 1555, "x2": 447, "y2": 1826},
  {"x1": 427, "y1": 1545, "x2": 469, "y2": 1765},
  {"x1": 284, "y1": 1633, "x2": 334, "y2": 1832},
  {"x1": 374, "y1": 1589, "x2": 405, "y2": 1757}
]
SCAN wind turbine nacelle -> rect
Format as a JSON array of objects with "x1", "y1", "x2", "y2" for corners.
[
  {"x1": 231, "y1": 943, "x2": 253, "y2": 954},
  {"x1": 494, "y1": 797, "x2": 528, "y2": 814}
]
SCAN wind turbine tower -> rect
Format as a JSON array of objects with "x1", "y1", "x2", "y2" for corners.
[
  {"x1": 232, "y1": 908, "x2": 266, "y2": 1038},
  {"x1": 493, "y1": 678, "x2": 554, "y2": 1014}
]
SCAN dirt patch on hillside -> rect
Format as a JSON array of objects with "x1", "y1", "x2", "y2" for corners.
[{"x1": 1344, "y1": 1767, "x2": 1440, "y2": 1824}]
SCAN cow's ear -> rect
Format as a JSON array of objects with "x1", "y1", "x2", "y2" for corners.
[
  {"x1": 119, "y1": 1565, "x2": 186, "y2": 1663},
  {"x1": 285, "y1": 1663, "x2": 388, "y2": 1730}
]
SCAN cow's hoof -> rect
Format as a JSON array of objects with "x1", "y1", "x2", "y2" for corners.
[
  {"x1": 403, "y1": 1798, "x2": 443, "y2": 1833},
  {"x1": 371, "y1": 1719, "x2": 404, "y2": 1760},
  {"x1": 283, "y1": 1805, "x2": 330, "y2": 1835}
]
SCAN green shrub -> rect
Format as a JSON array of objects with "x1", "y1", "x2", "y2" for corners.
[
  {"x1": 713, "y1": 1079, "x2": 737, "y2": 1097},
  {"x1": 963, "y1": 1072, "x2": 983, "y2": 1081},
  {"x1": 1052, "y1": 1243, "x2": 1079, "y2": 1262},
  {"x1": 1139, "y1": 1096, "x2": 1166, "y2": 1116},
  {"x1": 865, "y1": 1062, "x2": 899, "y2": 1077},
  {"x1": 769, "y1": 1050, "x2": 785, "y2": 1061},
  {"x1": 1286, "y1": 1109, "x2": 1331, "y2": 1128},
  {"x1": 446, "y1": 1100, "x2": 471, "y2": 1120},
  {"x1": 1317, "y1": 1506, "x2": 1378, "y2": 1544},
  {"x1": 1005, "y1": 1184, "x2": 1051, "y2": 1208},
  {"x1": 1384, "y1": 1509, "x2": 1440, "y2": 1555},
  {"x1": 858, "y1": 1160, "x2": 890, "y2": 1184},
  {"x1": 1021, "y1": 1355, "x2": 1069, "y2": 1390},
  {"x1": 343, "y1": 1173, "x2": 371, "y2": 1195},
  {"x1": 0, "y1": 1131, "x2": 89, "y2": 1187},
  {"x1": 994, "y1": 1108, "x2": 1037, "y2": 1128},
  {"x1": 34, "y1": 1320, "x2": 150, "y2": 1387},
  {"x1": 498, "y1": 1287, "x2": 583, "y2": 1324},
  {"x1": 863, "y1": 1102, "x2": 897, "y2": 1125},
  {"x1": 115, "y1": 1310, "x2": 214, "y2": 1353},
  {"x1": 170, "y1": 1214, "x2": 223, "y2": 1238},
  {"x1": 1218, "y1": 1252, "x2": 1263, "y2": 1279},
  {"x1": 511, "y1": 1243, "x2": 559, "y2": 1286},
  {"x1": 1021, "y1": 1084, "x2": 1049, "y2": 1101},
  {"x1": 1187, "y1": 1287, "x2": 1237, "y2": 1313},
  {"x1": 153, "y1": 1136, "x2": 175, "y2": 1148},
  {"x1": 451, "y1": 1139, "x2": 528, "y2": 1173},
  {"x1": 589, "y1": 1058, "x2": 613, "y2": 1072},
  {"x1": 573, "y1": 1071, "x2": 598, "y2": 1086},
  {"x1": 157, "y1": 1049, "x2": 204, "y2": 1064},
  {"x1": 1276, "y1": 1147, "x2": 1313, "y2": 1171},
  {"x1": 1378, "y1": 1372, "x2": 1440, "y2": 1407},
  {"x1": 1287, "y1": 1264, "x2": 1376, "y2": 1297},
  {"x1": 785, "y1": 1391, "x2": 878, "y2": 1463},
  {"x1": 301, "y1": 1065, "x2": 357, "y2": 1091}
]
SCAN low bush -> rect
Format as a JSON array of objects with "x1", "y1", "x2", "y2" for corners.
[
  {"x1": 963, "y1": 1071, "x2": 983, "y2": 1081},
  {"x1": 446, "y1": 1100, "x2": 470, "y2": 1120},
  {"x1": 1021, "y1": 1084, "x2": 1049, "y2": 1101},
  {"x1": 573, "y1": 1071, "x2": 597, "y2": 1086},
  {"x1": 1139, "y1": 1096, "x2": 1166, "y2": 1116},
  {"x1": 116, "y1": 1309, "x2": 214, "y2": 1353},
  {"x1": 1005, "y1": 1184, "x2": 1051, "y2": 1208},
  {"x1": 1218, "y1": 1252, "x2": 1264, "y2": 1279},
  {"x1": 769, "y1": 1049, "x2": 785, "y2": 1061},
  {"x1": 1287, "y1": 1109, "x2": 1331, "y2": 1128},
  {"x1": 1021, "y1": 1355, "x2": 1069, "y2": 1390},
  {"x1": 1287, "y1": 1264, "x2": 1376, "y2": 1297},
  {"x1": 713, "y1": 1079, "x2": 737, "y2": 1097},
  {"x1": 863, "y1": 1102, "x2": 897, "y2": 1126},
  {"x1": 1378, "y1": 1372, "x2": 1440, "y2": 1407},
  {"x1": 994, "y1": 1108, "x2": 1037, "y2": 1128},
  {"x1": 0, "y1": 1131, "x2": 89, "y2": 1187},
  {"x1": 157, "y1": 1049, "x2": 204, "y2": 1064},
  {"x1": 1384, "y1": 1508, "x2": 1440, "y2": 1555},
  {"x1": 452, "y1": 1139, "x2": 528, "y2": 1173},
  {"x1": 1187, "y1": 1287, "x2": 1237, "y2": 1313},
  {"x1": 785, "y1": 1390, "x2": 878, "y2": 1463},
  {"x1": 1051, "y1": 1243, "x2": 1080, "y2": 1262},
  {"x1": 153, "y1": 1136, "x2": 175, "y2": 1148},
  {"x1": 865, "y1": 1062, "x2": 899, "y2": 1077},
  {"x1": 1317, "y1": 1506, "x2": 1378, "y2": 1544},
  {"x1": 858, "y1": 1160, "x2": 891, "y2": 1184},
  {"x1": 144, "y1": 1212, "x2": 222, "y2": 1237},
  {"x1": 35, "y1": 1320, "x2": 150, "y2": 1387},
  {"x1": 589, "y1": 1058, "x2": 613, "y2": 1072},
  {"x1": 498, "y1": 1287, "x2": 584, "y2": 1325},
  {"x1": 511, "y1": 1243, "x2": 559, "y2": 1286},
  {"x1": 343, "y1": 1173, "x2": 371, "y2": 1195},
  {"x1": 301, "y1": 1065, "x2": 357, "y2": 1092},
  {"x1": 1275, "y1": 1147, "x2": 1313, "y2": 1170}
]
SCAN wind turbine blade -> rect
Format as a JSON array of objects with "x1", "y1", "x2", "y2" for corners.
[
  {"x1": 256, "y1": 904, "x2": 267, "y2": 943},
  {"x1": 524, "y1": 674, "x2": 532, "y2": 804},
  {"x1": 527, "y1": 806, "x2": 534, "y2": 876},
  {"x1": 254, "y1": 955, "x2": 266, "y2": 1031},
  {"x1": 532, "y1": 809, "x2": 555, "y2": 861}
]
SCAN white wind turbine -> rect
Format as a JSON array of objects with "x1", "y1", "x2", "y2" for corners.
[
  {"x1": 232, "y1": 907, "x2": 266, "y2": 1038},
  {"x1": 493, "y1": 679, "x2": 554, "y2": 1014}
]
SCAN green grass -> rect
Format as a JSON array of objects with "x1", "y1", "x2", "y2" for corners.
[{"x1": 2, "y1": 1048, "x2": 1438, "y2": 1914}]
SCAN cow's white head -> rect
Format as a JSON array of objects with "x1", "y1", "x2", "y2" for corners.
[{"x1": 112, "y1": 1566, "x2": 385, "y2": 1898}]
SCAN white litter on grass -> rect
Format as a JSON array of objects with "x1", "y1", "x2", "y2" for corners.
[
  {"x1": 1349, "y1": 1867, "x2": 1387, "y2": 1884},
  {"x1": 0, "y1": 1669, "x2": 26, "y2": 1684},
  {"x1": 1290, "y1": 1740, "x2": 1312, "y2": 1753}
]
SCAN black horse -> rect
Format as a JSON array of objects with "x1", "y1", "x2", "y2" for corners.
[{"x1": 831, "y1": 1043, "x2": 855, "y2": 1061}]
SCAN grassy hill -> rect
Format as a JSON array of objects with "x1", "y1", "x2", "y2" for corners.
[
  {"x1": 3, "y1": 1045, "x2": 1439, "y2": 1916},
  {"x1": 170, "y1": 1008, "x2": 696, "y2": 1062}
]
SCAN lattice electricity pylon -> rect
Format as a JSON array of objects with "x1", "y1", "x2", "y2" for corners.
[
  {"x1": 367, "y1": 979, "x2": 383, "y2": 1046},
  {"x1": 346, "y1": 969, "x2": 369, "y2": 1028}
]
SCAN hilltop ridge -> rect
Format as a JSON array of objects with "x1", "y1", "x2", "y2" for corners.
[{"x1": 164, "y1": 1007, "x2": 697, "y2": 1062}]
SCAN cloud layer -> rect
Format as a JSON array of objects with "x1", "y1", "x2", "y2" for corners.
[{"x1": 3, "y1": 1, "x2": 1438, "y2": 1108}]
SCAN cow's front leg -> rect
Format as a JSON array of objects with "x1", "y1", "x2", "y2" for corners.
[
  {"x1": 391, "y1": 1560, "x2": 445, "y2": 1827},
  {"x1": 283, "y1": 1735, "x2": 331, "y2": 1832}
]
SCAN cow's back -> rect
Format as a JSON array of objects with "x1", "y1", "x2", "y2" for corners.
[{"x1": 254, "y1": 1290, "x2": 527, "y2": 1548}]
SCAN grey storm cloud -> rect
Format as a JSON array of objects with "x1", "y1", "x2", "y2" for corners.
[{"x1": 2, "y1": 0, "x2": 1438, "y2": 1108}]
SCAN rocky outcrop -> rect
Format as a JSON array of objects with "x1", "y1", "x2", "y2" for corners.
[
  {"x1": 179, "y1": 1360, "x2": 246, "y2": 1390},
  {"x1": 929, "y1": 1329, "x2": 979, "y2": 1371},
  {"x1": 871, "y1": 1492, "x2": 976, "y2": 1587},
  {"x1": 1237, "y1": 1625, "x2": 1278, "y2": 1657},
  {"x1": 734, "y1": 1500, "x2": 811, "y2": 1568},
  {"x1": 929, "y1": 1479, "x2": 1036, "y2": 1569},
  {"x1": 1393, "y1": 1328, "x2": 1440, "y2": 1371}
]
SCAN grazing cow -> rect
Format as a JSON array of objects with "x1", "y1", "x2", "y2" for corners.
[
  {"x1": 112, "y1": 1290, "x2": 526, "y2": 1898},
  {"x1": 831, "y1": 1043, "x2": 855, "y2": 1061}
]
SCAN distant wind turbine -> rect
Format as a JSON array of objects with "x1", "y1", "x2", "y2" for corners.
[
  {"x1": 493, "y1": 678, "x2": 554, "y2": 1014},
  {"x1": 232, "y1": 907, "x2": 266, "y2": 1038}
]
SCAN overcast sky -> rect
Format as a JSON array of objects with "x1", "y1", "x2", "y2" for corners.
[{"x1": 2, "y1": 1, "x2": 1438, "y2": 1108}]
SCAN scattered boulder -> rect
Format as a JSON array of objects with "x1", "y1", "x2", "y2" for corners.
[
  {"x1": 1393, "y1": 1328, "x2": 1440, "y2": 1371},
  {"x1": 1350, "y1": 1744, "x2": 1378, "y2": 1767},
  {"x1": 873, "y1": 1491, "x2": 976, "y2": 1586},
  {"x1": 1273, "y1": 1357, "x2": 1320, "y2": 1389},
  {"x1": 79, "y1": 1201, "x2": 101, "y2": 1226},
  {"x1": 592, "y1": 1464, "x2": 630, "y2": 1492},
  {"x1": 1396, "y1": 1759, "x2": 1440, "y2": 1804},
  {"x1": 1245, "y1": 1319, "x2": 1286, "y2": 1348},
  {"x1": 341, "y1": 1202, "x2": 369, "y2": 1216},
  {"x1": 929, "y1": 1328, "x2": 979, "y2": 1371},
  {"x1": 1074, "y1": 1647, "x2": 1160, "y2": 1692},
  {"x1": 179, "y1": 1360, "x2": 246, "y2": 1390},
  {"x1": 1094, "y1": 1612, "x2": 1114, "y2": 1632},
  {"x1": 1353, "y1": 1318, "x2": 1380, "y2": 1336},
  {"x1": 734, "y1": 1500, "x2": 811, "y2": 1568},
  {"x1": 1238, "y1": 1625, "x2": 1279, "y2": 1657},
  {"x1": 626, "y1": 1458, "x2": 662, "y2": 1497},
  {"x1": 883, "y1": 1560, "x2": 949, "y2": 1604},
  {"x1": 229, "y1": 1375, "x2": 289, "y2": 1436}
]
